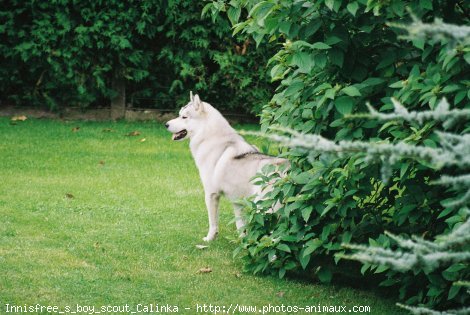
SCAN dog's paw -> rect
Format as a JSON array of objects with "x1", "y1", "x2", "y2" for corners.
[{"x1": 203, "y1": 232, "x2": 218, "y2": 242}]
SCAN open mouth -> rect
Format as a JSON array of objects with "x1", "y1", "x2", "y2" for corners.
[{"x1": 172, "y1": 129, "x2": 187, "y2": 141}]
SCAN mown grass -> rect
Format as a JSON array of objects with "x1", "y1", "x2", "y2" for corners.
[{"x1": 0, "y1": 118, "x2": 404, "y2": 314}]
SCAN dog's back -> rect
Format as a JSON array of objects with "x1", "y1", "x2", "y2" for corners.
[{"x1": 213, "y1": 141, "x2": 287, "y2": 200}]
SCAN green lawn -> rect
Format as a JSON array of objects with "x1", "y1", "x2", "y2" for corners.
[{"x1": 0, "y1": 118, "x2": 404, "y2": 314}]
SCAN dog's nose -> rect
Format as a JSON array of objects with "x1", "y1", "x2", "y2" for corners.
[{"x1": 165, "y1": 122, "x2": 169, "y2": 128}]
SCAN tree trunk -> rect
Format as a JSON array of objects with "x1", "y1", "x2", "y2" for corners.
[{"x1": 111, "y1": 78, "x2": 126, "y2": 120}]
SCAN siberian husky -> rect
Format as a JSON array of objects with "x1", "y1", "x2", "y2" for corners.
[{"x1": 165, "y1": 92, "x2": 287, "y2": 241}]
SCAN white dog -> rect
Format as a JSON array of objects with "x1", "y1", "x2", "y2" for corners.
[{"x1": 165, "y1": 92, "x2": 287, "y2": 241}]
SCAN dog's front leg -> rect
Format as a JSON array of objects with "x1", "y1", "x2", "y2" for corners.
[{"x1": 203, "y1": 192, "x2": 220, "y2": 242}]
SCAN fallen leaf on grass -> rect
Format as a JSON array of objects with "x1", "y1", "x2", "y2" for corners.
[
  {"x1": 125, "y1": 131, "x2": 141, "y2": 136},
  {"x1": 195, "y1": 245, "x2": 208, "y2": 250},
  {"x1": 11, "y1": 115, "x2": 27, "y2": 121},
  {"x1": 139, "y1": 138, "x2": 146, "y2": 142},
  {"x1": 94, "y1": 242, "x2": 105, "y2": 252},
  {"x1": 71, "y1": 126, "x2": 80, "y2": 132},
  {"x1": 197, "y1": 267, "x2": 212, "y2": 274},
  {"x1": 276, "y1": 291, "x2": 285, "y2": 298}
]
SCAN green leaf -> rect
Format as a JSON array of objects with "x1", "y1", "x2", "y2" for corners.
[
  {"x1": 423, "y1": 139, "x2": 437, "y2": 148},
  {"x1": 320, "y1": 203, "x2": 335, "y2": 217},
  {"x1": 342, "y1": 231, "x2": 352, "y2": 244},
  {"x1": 285, "y1": 261, "x2": 297, "y2": 270},
  {"x1": 118, "y1": 38, "x2": 131, "y2": 49},
  {"x1": 325, "y1": 0, "x2": 335, "y2": 11},
  {"x1": 301, "y1": 206, "x2": 313, "y2": 222},
  {"x1": 334, "y1": 96, "x2": 354, "y2": 115},
  {"x1": 325, "y1": 36, "x2": 343, "y2": 45},
  {"x1": 249, "y1": 1, "x2": 273, "y2": 19},
  {"x1": 419, "y1": 0, "x2": 433, "y2": 10},
  {"x1": 346, "y1": 2, "x2": 359, "y2": 16},
  {"x1": 380, "y1": 278, "x2": 398, "y2": 286},
  {"x1": 391, "y1": 0, "x2": 405, "y2": 16},
  {"x1": 303, "y1": 239, "x2": 323, "y2": 257},
  {"x1": 317, "y1": 266, "x2": 332, "y2": 283},
  {"x1": 464, "y1": 52, "x2": 470, "y2": 64},
  {"x1": 277, "y1": 243, "x2": 291, "y2": 253},
  {"x1": 284, "y1": 81, "x2": 304, "y2": 96},
  {"x1": 454, "y1": 90, "x2": 467, "y2": 105},
  {"x1": 325, "y1": 88, "x2": 336, "y2": 100},
  {"x1": 412, "y1": 38, "x2": 425, "y2": 50},
  {"x1": 402, "y1": 203, "x2": 416, "y2": 214},
  {"x1": 361, "y1": 263, "x2": 371, "y2": 275},
  {"x1": 279, "y1": 21, "x2": 291, "y2": 34},
  {"x1": 362, "y1": 77, "x2": 385, "y2": 86},
  {"x1": 400, "y1": 162, "x2": 409, "y2": 178},
  {"x1": 293, "y1": 171, "x2": 312, "y2": 184},
  {"x1": 342, "y1": 86, "x2": 361, "y2": 97},
  {"x1": 330, "y1": 118, "x2": 344, "y2": 127},
  {"x1": 445, "y1": 215, "x2": 463, "y2": 225},
  {"x1": 376, "y1": 50, "x2": 397, "y2": 70},
  {"x1": 448, "y1": 285, "x2": 461, "y2": 300},
  {"x1": 270, "y1": 64, "x2": 285, "y2": 81},
  {"x1": 427, "y1": 286, "x2": 444, "y2": 297},
  {"x1": 314, "y1": 53, "x2": 327, "y2": 68},
  {"x1": 329, "y1": 48, "x2": 344, "y2": 67},
  {"x1": 443, "y1": 264, "x2": 466, "y2": 281},
  {"x1": 441, "y1": 84, "x2": 461, "y2": 93},
  {"x1": 321, "y1": 225, "x2": 332, "y2": 240},
  {"x1": 201, "y1": 3, "x2": 213, "y2": 18},
  {"x1": 227, "y1": 6, "x2": 241, "y2": 25},
  {"x1": 292, "y1": 52, "x2": 314, "y2": 74},
  {"x1": 374, "y1": 265, "x2": 389, "y2": 273},
  {"x1": 389, "y1": 80, "x2": 404, "y2": 88},
  {"x1": 253, "y1": 33, "x2": 265, "y2": 47},
  {"x1": 325, "y1": 0, "x2": 342, "y2": 12},
  {"x1": 311, "y1": 42, "x2": 331, "y2": 50},
  {"x1": 437, "y1": 206, "x2": 455, "y2": 219},
  {"x1": 232, "y1": 21, "x2": 248, "y2": 35},
  {"x1": 299, "y1": 250, "x2": 311, "y2": 269},
  {"x1": 443, "y1": 51, "x2": 457, "y2": 69}
]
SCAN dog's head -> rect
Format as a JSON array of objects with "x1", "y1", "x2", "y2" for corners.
[{"x1": 165, "y1": 91, "x2": 206, "y2": 141}]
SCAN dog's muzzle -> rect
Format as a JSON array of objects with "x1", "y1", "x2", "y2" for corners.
[
  {"x1": 165, "y1": 120, "x2": 188, "y2": 141},
  {"x1": 172, "y1": 129, "x2": 187, "y2": 141}
]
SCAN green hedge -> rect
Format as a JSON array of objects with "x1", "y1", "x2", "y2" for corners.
[
  {"x1": 0, "y1": 0, "x2": 272, "y2": 113},
  {"x1": 210, "y1": 0, "x2": 469, "y2": 310}
]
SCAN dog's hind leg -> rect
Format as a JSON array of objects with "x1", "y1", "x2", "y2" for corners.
[
  {"x1": 233, "y1": 203, "x2": 246, "y2": 236},
  {"x1": 203, "y1": 192, "x2": 220, "y2": 242}
]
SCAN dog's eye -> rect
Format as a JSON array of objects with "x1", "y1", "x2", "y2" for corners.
[{"x1": 181, "y1": 116, "x2": 188, "y2": 119}]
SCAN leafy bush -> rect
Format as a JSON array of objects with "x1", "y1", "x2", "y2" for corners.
[
  {"x1": 149, "y1": 0, "x2": 273, "y2": 113},
  {"x1": 0, "y1": 0, "x2": 272, "y2": 113},
  {"x1": 209, "y1": 0, "x2": 469, "y2": 310},
  {"x1": 255, "y1": 97, "x2": 470, "y2": 313},
  {"x1": 0, "y1": 1, "x2": 159, "y2": 110}
]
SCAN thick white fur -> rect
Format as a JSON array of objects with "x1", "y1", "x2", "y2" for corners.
[{"x1": 166, "y1": 93, "x2": 286, "y2": 241}]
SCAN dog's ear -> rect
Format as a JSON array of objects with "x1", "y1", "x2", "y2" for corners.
[
  {"x1": 193, "y1": 94, "x2": 204, "y2": 112},
  {"x1": 190, "y1": 91, "x2": 194, "y2": 102}
]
